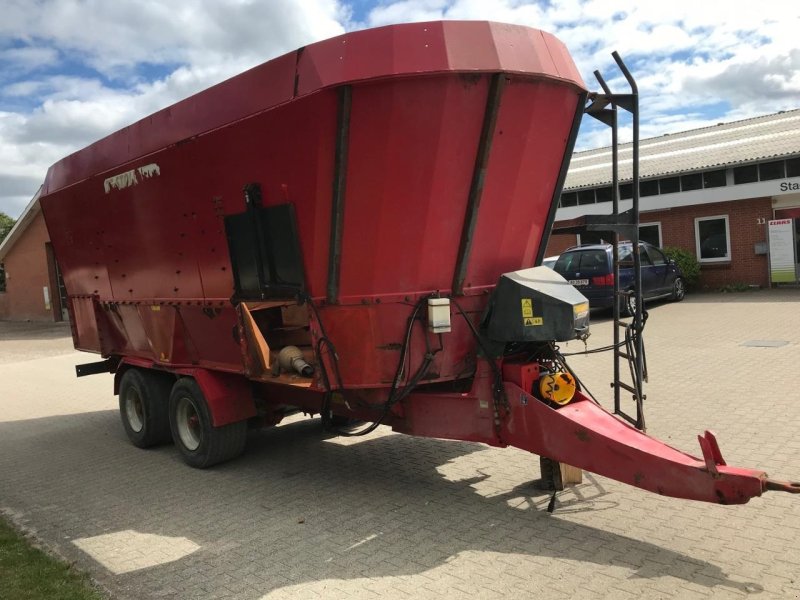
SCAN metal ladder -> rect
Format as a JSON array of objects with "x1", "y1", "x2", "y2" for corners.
[{"x1": 582, "y1": 53, "x2": 647, "y2": 431}]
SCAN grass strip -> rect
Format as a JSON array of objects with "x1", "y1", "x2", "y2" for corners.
[{"x1": 0, "y1": 515, "x2": 103, "y2": 600}]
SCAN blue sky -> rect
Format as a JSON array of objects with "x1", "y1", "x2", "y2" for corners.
[{"x1": 1, "y1": 0, "x2": 798, "y2": 218}]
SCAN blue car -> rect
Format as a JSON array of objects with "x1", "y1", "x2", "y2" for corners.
[{"x1": 552, "y1": 241, "x2": 685, "y2": 314}]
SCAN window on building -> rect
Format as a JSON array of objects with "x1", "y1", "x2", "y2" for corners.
[
  {"x1": 560, "y1": 192, "x2": 578, "y2": 207},
  {"x1": 734, "y1": 164, "x2": 758, "y2": 184},
  {"x1": 640, "y1": 180, "x2": 659, "y2": 197},
  {"x1": 659, "y1": 177, "x2": 680, "y2": 194},
  {"x1": 619, "y1": 183, "x2": 633, "y2": 200},
  {"x1": 577, "y1": 231, "x2": 608, "y2": 245},
  {"x1": 787, "y1": 158, "x2": 800, "y2": 178},
  {"x1": 695, "y1": 215, "x2": 731, "y2": 262},
  {"x1": 759, "y1": 160, "x2": 785, "y2": 181},
  {"x1": 639, "y1": 222, "x2": 662, "y2": 247},
  {"x1": 0, "y1": 263, "x2": 5, "y2": 293},
  {"x1": 703, "y1": 169, "x2": 726, "y2": 188},
  {"x1": 681, "y1": 173, "x2": 702, "y2": 191},
  {"x1": 595, "y1": 186, "x2": 612, "y2": 203},
  {"x1": 577, "y1": 189, "x2": 595, "y2": 205}
]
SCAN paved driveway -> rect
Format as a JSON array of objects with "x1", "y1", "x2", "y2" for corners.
[{"x1": 2, "y1": 290, "x2": 800, "y2": 599}]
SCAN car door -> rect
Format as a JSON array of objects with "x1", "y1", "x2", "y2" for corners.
[
  {"x1": 638, "y1": 243, "x2": 658, "y2": 297},
  {"x1": 642, "y1": 244, "x2": 669, "y2": 295}
]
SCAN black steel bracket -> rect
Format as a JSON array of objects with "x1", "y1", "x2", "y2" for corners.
[{"x1": 75, "y1": 358, "x2": 116, "y2": 377}]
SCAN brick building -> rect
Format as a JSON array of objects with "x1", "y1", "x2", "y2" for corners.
[
  {"x1": 545, "y1": 109, "x2": 800, "y2": 288},
  {"x1": 0, "y1": 189, "x2": 68, "y2": 322}
]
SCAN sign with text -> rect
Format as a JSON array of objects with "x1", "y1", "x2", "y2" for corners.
[{"x1": 768, "y1": 219, "x2": 796, "y2": 283}]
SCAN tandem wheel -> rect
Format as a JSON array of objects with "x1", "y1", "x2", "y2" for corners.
[
  {"x1": 168, "y1": 378, "x2": 248, "y2": 468},
  {"x1": 118, "y1": 368, "x2": 173, "y2": 448}
]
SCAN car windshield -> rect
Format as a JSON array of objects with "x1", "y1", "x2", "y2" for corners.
[{"x1": 554, "y1": 249, "x2": 608, "y2": 275}]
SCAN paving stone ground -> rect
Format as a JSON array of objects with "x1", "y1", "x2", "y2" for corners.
[{"x1": 1, "y1": 289, "x2": 800, "y2": 599}]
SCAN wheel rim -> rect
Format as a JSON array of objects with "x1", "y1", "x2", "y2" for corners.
[
  {"x1": 176, "y1": 396, "x2": 202, "y2": 451},
  {"x1": 124, "y1": 389, "x2": 144, "y2": 433},
  {"x1": 626, "y1": 293, "x2": 636, "y2": 316},
  {"x1": 675, "y1": 279, "x2": 685, "y2": 299}
]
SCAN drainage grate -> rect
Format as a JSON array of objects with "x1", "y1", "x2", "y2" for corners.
[{"x1": 740, "y1": 340, "x2": 790, "y2": 347}]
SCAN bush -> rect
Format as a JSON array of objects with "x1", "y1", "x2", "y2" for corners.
[{"x1": 663, "y1": 246, "x2": 700, "y2": 288}]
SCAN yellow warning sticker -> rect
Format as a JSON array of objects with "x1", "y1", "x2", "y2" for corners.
[
  {"x1": 521, "y1": 298, "x2": 533, "y2": 318},
  {"x1": 524, "y1": 317, "x2": 543, "y2": 327}
]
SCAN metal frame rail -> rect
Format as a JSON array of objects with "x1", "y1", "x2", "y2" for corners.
[{"x1": 583, "y1": 52, "x2": 647, "y2": 431}]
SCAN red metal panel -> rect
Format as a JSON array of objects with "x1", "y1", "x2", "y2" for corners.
[
  {"x1": 313, "y1": 299, "x2": 479, "y2": 388},
  {"x1": 41, "y1": 191, "x2": 114, "y2": 298},
  {"x1": 171, "y1": 90, "x2": 339, "y2": 299},
  {"x1": 178, "y1": 368, "x2": 256, "y2": 427},
  {"x1": 338, "y1": 75, "x2": 487, "y2": 298},
  {"x1": 464, "y1": 80, "x2": 581, "y2": 287},
  {"x1": 502, "y1": 385, "x2": 767, "y2": 504},
  {"x1": 70, "y1": 296, "x2": 102, "y2": 353},
  {"x1": 501, "y1": 361, "x2": 540, "y2": 394},
  {"x1": 112, "y1": 304, "x2": 152, "y2": 354},
  {"x1": 175, "y1": 306, "x2": 242, "y2": 369},
  {"x1": 296, "y1": 22, "x2": 450, "y2": 95},
  {"x1": 41, "y1": 21, "x2": 587, "y2": 387},
  {"x1": 539, "y1": 30, "x2": 586, "y2": 85},
  {"x1": 44, "y1": 52, "x2": 297, "y2": 196},
  {"x1": 44, "y1": 22, "x2": 585, "y2": 198}
]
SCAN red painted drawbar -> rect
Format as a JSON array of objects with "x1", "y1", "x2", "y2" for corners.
[{"x1": 40, "y1": 21, "x2": 798, "y2": 504}]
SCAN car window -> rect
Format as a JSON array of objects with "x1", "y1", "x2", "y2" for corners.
[
  {"x1": 646, "y1": 246, "x2": 667, "y2": 265},
  {"x1": 555, "y1": 250, "x2": 608, "y2": 275},
  {"x1": 554, "y1": 253, "x2": 579, "y2": 272},
  {"x1": 619, "y1": 245, "x2": 633, "y2": 266},
  {"x1": 639, "y1": 247, "x2": 653, "y2": 266}
]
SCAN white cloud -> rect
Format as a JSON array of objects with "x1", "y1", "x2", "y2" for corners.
[
  {"x1": 0, "y1": 0, "x2": 347, "y2": 217},
  {"x1": 359, "y1": 0, "x2": 799, "y2": 149}
]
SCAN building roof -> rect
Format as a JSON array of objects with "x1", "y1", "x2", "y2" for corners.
[
  {"x1": 0, "y1": 187, "x2": 41, "y2": 262},
  {"x1": 565, "y1": 108, "x2": 800, "y2": 190}
]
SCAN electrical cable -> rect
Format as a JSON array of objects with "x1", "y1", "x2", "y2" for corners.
[
  {"x1": 550, "y1": 341, "x2": 601, "y2": 406},
  {"x1": 307, "y1": 293, "x2": 438, "y2": 437}
]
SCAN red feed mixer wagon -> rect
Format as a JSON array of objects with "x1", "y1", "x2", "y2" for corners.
[{"x1": 40, "y1": 21, "x2": 798, "y2": 505}]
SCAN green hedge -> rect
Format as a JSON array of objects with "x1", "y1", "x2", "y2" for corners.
[{"x1": 663, "y1": 246, "x2": 700, "y2": 288}]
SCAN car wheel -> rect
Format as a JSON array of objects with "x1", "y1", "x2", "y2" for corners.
[
  {"x1": 118, "y1": 368, "x2": 173, "y2": 448},
  {"x1": 622, "y1": 290, "x2": 637, "y2": 317},
  {"x1": 671, "y1": 277, "x2": 686, "y2": 302},
  {"x1": 169, "y1": 378, "x2": 247, "y2": 468}
]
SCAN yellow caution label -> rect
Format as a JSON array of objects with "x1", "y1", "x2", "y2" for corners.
[
  {"x1": 573, "y1": 302, "x2": 589, "y2": 319},
  {"x1": 524, "y1": 317, "x2": 543, "y2": 326},
  {"x1": 521, "y1": 298, "x2": 533, "y2": 318},
  {"x1": 150, "y1": 305, "x2": 161, "y2": 311}
]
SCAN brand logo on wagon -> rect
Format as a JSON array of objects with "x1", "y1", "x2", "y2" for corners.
[{"x1": 103, "y1": 163, "x2": 161, "y2": 193}]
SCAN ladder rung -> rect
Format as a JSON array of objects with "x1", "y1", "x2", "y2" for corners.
[
  {"x1": 615, "y1": 411, "x2": 640, "y2": 427},
  {"x1": 615, "y1": 351, "x2": 631, "y2": 360},
  {"x1": 615, "y1": 381, "x2": 639, "y2": 395}
]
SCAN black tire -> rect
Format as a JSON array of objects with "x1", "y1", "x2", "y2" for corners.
[
  {"x1": 671, "y1": 277, "x2": 686, "y2": 302},
  {"x1": 118, "y1": 368, "x2": 173, "y2": 448},
  {"x1": 622, "y1": 290, "x2": 637, "y2": 318},
  {"x1": 328, "y1": 414, "x2": 358, "y2": 428},
  {"x1": 168, "y1": 378, "x2": 247, "y2": 468}
]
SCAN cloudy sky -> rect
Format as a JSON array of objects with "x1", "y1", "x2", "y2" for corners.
[{"x1": 1, "y1": 0, "x2": 798, "y2": 218}]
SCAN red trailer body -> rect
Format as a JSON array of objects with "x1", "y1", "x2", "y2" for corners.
[{"x1": 40, "y1": 21, "x2": 798, "y2": 503}]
